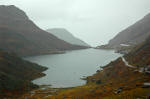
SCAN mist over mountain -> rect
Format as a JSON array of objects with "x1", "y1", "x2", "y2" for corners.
[
  {"x1": 0, "y1": 5, "x2": 88, "y2": 56},
  {"x1": 46, "y1": 28, "x2": 90, "y2": 47},
  {"x1": 107, "y1": 13, "x2": 150, "y2": 48},
  {"x1": 0, "y1": 1, "x2": 150, "y2": 98}
]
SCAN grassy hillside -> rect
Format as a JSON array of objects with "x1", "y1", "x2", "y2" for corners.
[
  {"x1": 125, "y1": 36, "x2": 150, "y2": 68},
  {"x1": 0, "y1": 50, "x2": 47, "y2": 98}
]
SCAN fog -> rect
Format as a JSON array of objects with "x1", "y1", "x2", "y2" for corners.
[{"x1": 1, "y1": 0, "x2": 150, "y2": 46}]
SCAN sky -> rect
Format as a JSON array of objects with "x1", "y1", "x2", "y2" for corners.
[{"x1": 0, "y1": 0, "x2": 150, "y2": 46}]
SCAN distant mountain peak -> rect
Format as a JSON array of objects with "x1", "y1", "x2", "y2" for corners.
[{"x1": 46, "y1": 28, "x2": 90, "y2": 47}]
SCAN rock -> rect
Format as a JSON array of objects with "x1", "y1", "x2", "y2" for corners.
[
  {"x1": 96, "y1": 80, "x2": 102, "y2": 84},
  {"x1": 119, "y1": 86, "x2": 124, "y2": 89},
  {"x1": 134, "y1": 70, "x2": 139, "y2": 72},
  {"x1": 91, "y1": 78, "x2": 96, "y2": 82},
  {"x1": 114, "y1": 89, "x2": 122, "y2": 94},
  {"x1": 114, "y1": 86, "x2": 124, "y2": 94},
  {"x1": 136, "y1": 84, "x2": 141, "y2": 87},
  {"x1": 139, "y1": 66, "x2": 150, "y2": 73},
  {"x1": 89, "y1": 89, "x2": 95, "y2": 93},
  {"x1": 110, "y1": 82, "x2": 113, "y2": 85},
  {"x1": 146, "y1": 71, "x2": 150, "y2": 74},
  {"x1": 96, "y1": 70, "x2": 100, "y2": 73},
  {"x1": 142, "y1": 83, "x2": 150, "y2": 88},
  {"x1": 146, "y1": 65, "x2": 150, "y2": 71},
  {"x1": 139, "y1": 68, "x2": 145, "y2": 73},
  {"x1": 146, "y1": 93, "x2": 150, "y2": 99},
  {"x1": 117, "y1": 89, "x2": 122, "y2": 94},
  {"x1": 145, "y1": 65, "x2": 150, "y2": 74}
]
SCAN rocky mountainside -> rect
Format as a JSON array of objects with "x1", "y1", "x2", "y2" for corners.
[
  {"x1": 98, "y1": 13, "x2": 150, "y2": 49},
  {"x1": 125, "y1": 35, "x2": 150, "y2": 68},
  {"x1": 0, "y1": 50, "x2": 47, "y2": 95},
  {"x1": 0, "y1": 5, "x2": 88, "y2": 56},
  {"x1": 46, "y1": 28, "x2": 90, "y2": 47}
]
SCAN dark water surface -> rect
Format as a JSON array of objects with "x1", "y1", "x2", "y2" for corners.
[{"x1": 25, "y1": 49, "x2": 121, "y2": 88}]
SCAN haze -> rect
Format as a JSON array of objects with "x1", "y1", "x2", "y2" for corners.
[{"x1": 1, "y1": 0, "x2": 150, "y2": 46}]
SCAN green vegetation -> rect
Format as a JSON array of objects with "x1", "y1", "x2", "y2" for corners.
[{"x1": 0, "y1": 50, "x2": 47, "y2": 98}]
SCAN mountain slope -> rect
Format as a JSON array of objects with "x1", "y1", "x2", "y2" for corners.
[
  {"x1": 46, "y1": 28, "x2": 90, "y2": 47},
  {"x1": 0, "y1": 50, "x2": 47, "y2": 92},
  {"x1": 0, "y1": 5, "x2": 88, "y2": 56},
  {"x1": 125, "y1": 35, "x2": 150, "y2": 68},
  {"x1": 106, "y1": 13, "x2": 150, "y2": 48}
]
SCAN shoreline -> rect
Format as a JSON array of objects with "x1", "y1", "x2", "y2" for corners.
[
  {"x1": 22, "y1": 47, "x2": 91, "y2": 58},
  {"x1": 28, "y1": 48, "x2": 120, "y2": 89}
]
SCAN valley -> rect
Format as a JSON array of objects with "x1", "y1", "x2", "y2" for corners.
[{"x1": 0, "y1": 1, "x2": 150, "y2": 99}]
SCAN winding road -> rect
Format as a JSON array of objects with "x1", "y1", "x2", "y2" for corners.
[
  {"x1": 121, "y1": 57, "x2": 150, "y2": 73},
  {"x1": 121, "y1": 57, "x2": 136, "y2": 68}
]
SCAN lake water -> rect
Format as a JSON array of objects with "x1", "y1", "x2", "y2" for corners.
[{"x1": 24, "y1": 48, "x2": 122, "y2": 88}]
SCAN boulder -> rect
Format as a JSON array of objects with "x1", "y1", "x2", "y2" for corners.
[
  {"x1": 142, "y1": 83, "x2": 150, "y2": 88},
  {"x1": 96, "y1": 80, "x2": 102, "y2": 84},
  {"x1": 114, "y1": 86, "x2": 124, "y2": 94}
]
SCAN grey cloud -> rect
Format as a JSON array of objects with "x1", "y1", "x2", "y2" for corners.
[{"x1": 0, "y1": 0, "x2": 150, "y2": 46}]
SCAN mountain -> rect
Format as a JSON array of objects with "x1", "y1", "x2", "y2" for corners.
[
  {"x1": 46, "y1": 28, "x2": 90, "y2": 47},
  {"x1": 0, "y1": 5, "x2": 88, "y2": 56},
  {"x1": 98, "y1": 13, "x2": 150, "y2": 49},
  {"x1": 0, "y1": 50, "x2": 47, "y2": 94}
]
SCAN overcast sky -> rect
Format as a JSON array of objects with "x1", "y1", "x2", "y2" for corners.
[{"x1": 0, "y1": 0, "x2": 150, "y2": 46}]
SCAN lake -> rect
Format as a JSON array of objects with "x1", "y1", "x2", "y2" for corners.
[{"x1": 24, "y1": 48, "x2": 122, "y2": 88}]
